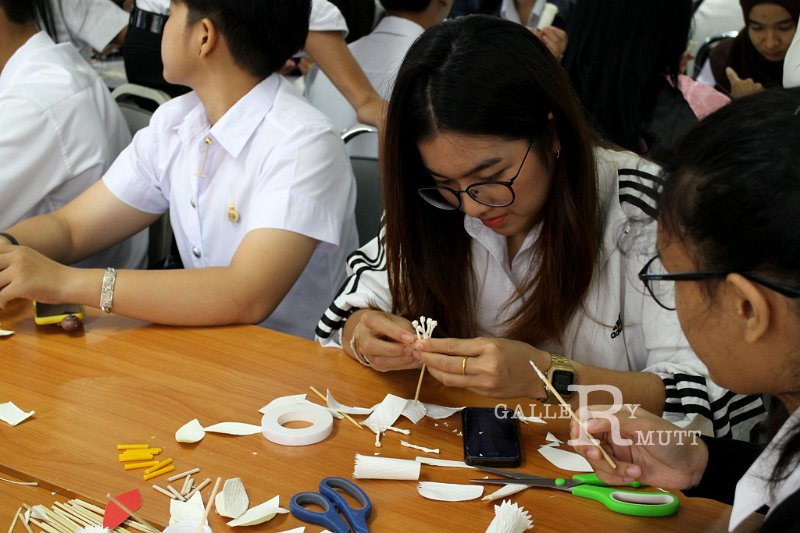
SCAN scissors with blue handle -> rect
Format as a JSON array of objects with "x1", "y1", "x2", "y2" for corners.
[
  {"x1": 290, "y1": 476, "x2": 371, "y2": 533},
  {"x1": 470, "y1": 466, "x2": 680, "y2": 517}
]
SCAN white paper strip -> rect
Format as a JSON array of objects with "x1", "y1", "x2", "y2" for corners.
[
  {"x1": 514, "y1": 414, "x2": 546, "y2": 424},
  {"x1": 277, "y1": 528, "x2": 305, "y2": 533},
  {"x1": 482, "y1": 484, "x2": 529, "y2": 502},
  {"x1": 204, "y1": 422, "x2": 262, "y2": 435},
  {"x1": 415, "y1": 457, "x2": 476, "y2": 469},
  {"x1": 169, "y1": 492, "x2": 206, "y2": 525},
  {"x1": 400, "y1": 441, "x2": 439, "y2": 454},
  {"x1": 258, "y1": 394, "x2": 310, "y2": 414},
  {"x1": 363, "y1": 394, "x2": 408, "y2": 434},
  {"x1": 0, "y1": 329, "x2": 14, "y2": 337},
  {"x1": 485, "y1": 500, "x2": 534, "y2": 533},
  {"x1": 543, "y1": 432, "x2": 562, "y2": 447},
  {"x1": 175, "y1": 419, "x2": 206, "y2": 443},
  {"x1": 417, "y1": 482, "x2": 483, "y2": 502},
  {"x1": 538, "y1": 445, "x2": 593, "y2": 472},
  {"x1": 326, "y1": 390, "x2": 373, "y2": 415},
  {"x1": 0, "y1": 402, "x2": 34, "y2": 426},
  {"x1": 216, "y1": 478, "x2": 249, "y2": 519},
  {"x1": 353, "y1": 454, "x2": 421, "y2": 480},
  {"x1": 227, "y1": 496, "x2": 288, "y2": 527},
  {"x1": 422, "y1": 403, "x2": 465, "y2": 419},
  {"x1": 400, "y1": 401, "x2": 427, "y2": 424}
]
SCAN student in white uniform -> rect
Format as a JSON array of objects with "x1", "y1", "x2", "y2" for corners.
[
  {"x1": 316, "y1": 16, "x2": 764, "y2": 438},
  {"x1": 49, "y1": 0, "x2": 128, "y2": 59},
  {"x1": 0, "y1": 0, "x2": 358, "y2": 340},
  {"x1": 306, "y1": 0, "x2": 453, "y2": 153},
  {"x1": 0, "y1": 0, "x2": 145, "y2": 270},
  {"x1": 570, "y1": 89, "x2": 800, "y2": 532}
]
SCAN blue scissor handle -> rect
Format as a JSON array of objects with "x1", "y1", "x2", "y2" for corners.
[{"x1": 290, "y1": 477, "x2": 371, "y2": 533}]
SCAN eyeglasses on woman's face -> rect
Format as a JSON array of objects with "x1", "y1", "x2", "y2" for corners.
[
  {"x1": 417, "y1": 139, "x2": 535, "y2": 211},
  {"x1": 638, "y1": 255, "x2": 800, "y2": 311}
]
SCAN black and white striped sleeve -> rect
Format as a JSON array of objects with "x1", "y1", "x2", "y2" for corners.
[{"x1": 315, "y1": 231, "x2": 393, "y2": 347}]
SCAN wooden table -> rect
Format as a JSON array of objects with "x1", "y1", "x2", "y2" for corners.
[{"x1": 0, "y1": 299, "x2": 735, "y2": 532}]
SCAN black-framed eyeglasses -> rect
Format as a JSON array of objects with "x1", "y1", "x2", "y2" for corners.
[
  {"x1": 638, "y1": 255, "x2": 800, "y2": 311},
  {"x1": 417, "y1": 139, "x2": 535, "y2": 211}
]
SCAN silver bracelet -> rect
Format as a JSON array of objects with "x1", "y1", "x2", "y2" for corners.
[{"x1": 100, "y1": 267, "x2": 117, "y2": 313}]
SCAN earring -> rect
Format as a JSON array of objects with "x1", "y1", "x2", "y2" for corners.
[{"x1": 555, "y1": 149, "x2": 561, "y2": 159}]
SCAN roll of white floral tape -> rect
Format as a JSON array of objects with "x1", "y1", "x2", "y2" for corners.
[{"x1": 261, "y1": 402, "x2": 334, "y2": 446}]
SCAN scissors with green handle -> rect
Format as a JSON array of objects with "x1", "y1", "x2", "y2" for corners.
[{"x1": 470, "y1": 466, "x2": 680, "y2": 517}]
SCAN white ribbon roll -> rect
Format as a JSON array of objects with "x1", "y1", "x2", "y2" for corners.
[{"x1": 261, "y1": 403, "x2": 333, "y2": 446}]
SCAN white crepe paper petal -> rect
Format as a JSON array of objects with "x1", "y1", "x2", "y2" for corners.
[
  {"x1": 538, "y1": 445, "x2": 593, "y2": 472},
  {"x1": 543, "y1": 432, "x2": 562, "y2": 447},
  {"x1": 215, "y1": 478, "x2": 248, "y2": 519},
  {"x1": 417, "y1": 482, "x2": 483, "y2": 501},
  {"x1": 485, "y1": 500, "x2": 534, "y2": 533},
  {"x1": 277, "y1": 528, "x2": 305, "y2": 533},
  {"x1": 258, "y1": 394, "x2": 311, "y2": 414},
  {"x1": 169, "y1": 492, "x2": 206, "y2": 525},
  {"x1": 204, "y1": 422, "x2": 262, "y2": 436},
  {"x1": 0, "y1": 402, "x2": 34, "y2": 426},
  {"x1": 24, "y1": 508, "x2": 30, "y2": 524},
  {"x1": 0, "y1": 329, "x2": 14, "y2": 337},
  {"x1": 514, "y1": 414, "x2": 546, "y2": 424},
  {"x1": 76, "y1": 526, "x2": 110, "y2": 533},
  {"x1": 415, "y1": 457, "x2": 476, "y2": 469},
  {"x1": 400, "y1": 401, "x2": 427, "y2": 424},
  {"x1": 353, "y1": 454, "x2": 421, "y2": 480},
  {"x1": 227, "y1": 496, "x2": 288, "y2": 527},
  {"x1": 422, "y1": 403, "x2": 465, "y2": 419},
  {"x1": 163, "y1": 523, "x2": 212, "y2": 533},
  {"x1": 482, "y1": 484, "x2": 529, "y2": 502},
  {"x1": 175, "y1": 419, "x2": 206, "y2": 443},
  {"x1": 326, "y1": 389, "x2": 373, "y2": 415},
  {"x1": 363, "y1": 394, "x2": 408, "y2": 434},
  {"x1": 400, "y1": 441, "x2": 439, "y2": 454},
  {"x1": 30, "y1": 506, "x2": 49, "y2": 520}
]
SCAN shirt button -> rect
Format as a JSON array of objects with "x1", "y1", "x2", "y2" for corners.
[
  {"x1": 192, "y1": 247, "x2": 201, "y2": 258},
  {"x1": 190, "y1": 198, "x2": 196, "y2": 208}
]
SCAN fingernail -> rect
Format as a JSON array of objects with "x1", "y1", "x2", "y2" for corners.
[
  {"x1": 401, "y1": 333, "x2": 414, "y2": 343},
  {"x1": 626, "y1": 466, "x2": 638, "y2": 477},
  {"x1": 587, "y1": 449, "x2": 599, "y2": 460}
]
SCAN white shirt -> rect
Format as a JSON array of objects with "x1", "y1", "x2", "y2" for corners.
[
  {"x1": 687, "y1": 0, "x2": 744, "y2": 75},
  {"x1": 0, "y1": 32, "x2": 145, "y2": 270},
  {"x1": 305, "y1": 16, "x2": 424, "y2": 156},
  {"x1": 500, "y1": 0, "x2": 546, "y2": 28},
  {"x1": 784, "y1": 20, "x2": 800, "y2": 88},
  {"x1": 316, "y1": 147, "x2": 765, "y2": 439},
  {"x1": 135, "y1": 0, "x2": 169, "y2": 14},
  {"x1": 730, "y1": 407, "x2": 800, "y2": 530},
  {"x1": 104, "y1": 74, "x2": 359, "y2": 339},
  {"x1": 50, "y1": 0, "x2": 129, "y2": 59}
]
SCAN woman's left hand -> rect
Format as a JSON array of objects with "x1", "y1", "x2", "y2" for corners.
[
  {"x1": 413, "y1": 337, "x2": 551, "y2": 398},
  {"x1": 532, "y1": 26, "x2": 568, "y2": 62}
]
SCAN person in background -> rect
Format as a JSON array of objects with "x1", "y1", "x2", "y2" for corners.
[
  {"x1": 564, "y1": 0, "x2": 728, "y2": 164},
  {"x1": 685, "y1": 0, "x2": 744, "y2": 76},
  {"x1": 571, "y1": 89, "x2": 800, "y2": 532},
  {"x1": 0, "y1": 0, "x2": 145, "y2": 269},
  {"x1": 784, "y1": 13, "x2": 800, "y2": 85},
  {"x1": 698, "y1": 0, "x2": 799, "y2": 97},
  {"x1": 49, "y1": 0, "x2": 128, "y2": 59},
  {"x1": 0, "y1": 0, "x2": 358, "y2": 339},
  {"x1": 317, "y1": 15, "x2": 764, "y2": 439}
]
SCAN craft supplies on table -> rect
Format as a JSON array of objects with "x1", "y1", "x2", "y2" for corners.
[{"x1": 290, "y1": 477, "x2": 371, "y2": 533}]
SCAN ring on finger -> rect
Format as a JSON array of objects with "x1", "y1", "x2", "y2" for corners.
[{"x1": 461, "y1": 355, "x2": 469, "y2": 375}]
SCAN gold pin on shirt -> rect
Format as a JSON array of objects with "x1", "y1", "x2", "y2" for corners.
[{"x1": 227, "y1": 202, "x2": 240, "y2": 222}]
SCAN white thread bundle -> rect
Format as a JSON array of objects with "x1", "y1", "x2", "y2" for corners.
[{"x1": 353, "y1": 454, "x2": 421, "y2": 480}]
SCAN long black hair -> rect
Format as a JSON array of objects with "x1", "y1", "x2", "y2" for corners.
[
  {"x1": 0, "y1": 0, "x2": 56, "y2": 38},
  {"x1": 659, "y1": 88, "x2": 800, "y2": 488}
]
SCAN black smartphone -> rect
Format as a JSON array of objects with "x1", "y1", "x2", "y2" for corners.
[{"x1": 462, "y1": 407, "x2": 521, "y2": 467}]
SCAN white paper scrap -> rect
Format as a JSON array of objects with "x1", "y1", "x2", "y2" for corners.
[
  {"x1": 0, "y1": 328, "x2": 13, "y2": 337},
  {"x1": 169, "y1": 492, "x2": 207, "y2": 525},
  {"x1": 216, "y1": 478, "x2": 249, "y2": 519},
  {"x1": 363, "y1": 394, "x2": 408, "y2": 434},
  {"x1": 227, "y1": 496, "x2": 288, "y2": 527},
  {"x1": 485, "y1": 500, "x2": 533, "y2": 533},
  {"x1": 0, "y1": 402, "x2": 34, "y2": 426},
  {"x1": 175, "y1": 419, "x2": 206, "y2": 443},
  {"x1": 31, "y1": 506, "x2": 49, "y2": 520},
  {"x1": 353, "y1": 454, "x2": 421, "y2": 480},
  {"x1": 514, "y1": 414, "x2": 546, "y2": 425},
  {"x1": 543, "y1": 432, "x2": 562, "y2": 447},
  {"x1": 415, "y1": 457, "x2": 476, "y2": 469},
  {"x1": 422, "y1": 403, "x2": 465, "y2": 419},
  {"x1": 326, "y1": 389, "x2": 373, "y2": 415},
  {"x1": 258, "y1": 394, "x2": 310, "y2": 414},
  {"x1": 417, "y1": 482, "x2": 483, "y2": 502},
  {"x1": 75, "y1": 526, "x2": 110, "y2": 533},
  {"x1": 400, "y1": 400, "x2": 427, "y2": 424},
  {"x1": 536, "y1": 2, "x2": 558, "y2": 30},
  {"x1": 277, "y1": 528, "x2": 305, "y2": 533},
  {"x1": 538, "y1": 445, "x2": 593, "y2": 472},
  {"x1": 204, "y1": 422, "x2": 262, "y2": 436},
  {"x1": 400, "y1": 440, "x2": 439, "y2": 454},
  {"x1": 482, "y1": 484, "x2": 529, "y2": 502}
]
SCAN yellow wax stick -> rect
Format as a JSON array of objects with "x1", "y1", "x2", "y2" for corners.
[
  {"x1": 123, "y1": 461, "x2": 159, "y2": 470},
  {"x1": 143, "y1": 465, "x2": 175, "y2": 481},
  {"x1": 144, "y1": 457, "x2": 173, "y2": 475},
  {"x1": 116, "y1": 444, "x2": 148, "y2": 450},
  {"x1": 118, "y1": 454, "x2": 154, "y2": 462},
  {"x1": 141, "y1": 448, "x2": 162, "y2": 455}
]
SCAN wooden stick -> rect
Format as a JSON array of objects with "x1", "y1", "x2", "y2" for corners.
[
  {"x1": 529, "y1": 361, "x2": 618, "y2": 469},
  {"x1": 17, "y1": 510, "x2": 33, "y2": 533},
  {"x1": 8, "y1": 507, "x2": 21, "y2": 533},
  {"x1": 166, "y1": 484, "x2": 185, "y2": 501},
  {"x1": 167, "y1": 467, "x2": 200, "y2": 483},
  {"x1": 198, "y1": 478, "x2": 221, "y2": 533},
  {"x1": 152, "y1": 484, "x2": 175, "y2": 499},
  {"x1": 309, "y1": 386, "x2": 363, "y2": 429},
  {"x1": 52, "y1": 503, "x2": 91, "y2": 527},
  {"x1": 106, "y1": 493, "x2": 160, "y2": 533},
  {"x1": 28, "y1": 518, "x2": 62, "y2": 533},
  {"x1": 413, "y1": 365, "x2": 426, "y2": 404},
  {"x1": 184, "y1": 477, "x2": 211, "y2": 500},
  {"x1": 180, "y1": 475, "x2": 193, "y2": 496}
]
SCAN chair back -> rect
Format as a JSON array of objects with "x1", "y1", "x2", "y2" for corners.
[{"x1": 693, "y1": 31, "x2": 738, "y2": 79}]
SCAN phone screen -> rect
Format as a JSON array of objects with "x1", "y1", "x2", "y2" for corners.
[
  {"x1": 462, "y1": 407, "x2": 521, "y2": 467},
  {"x1": 35, "y1": 303, "x2": 83, "y2": 317}
]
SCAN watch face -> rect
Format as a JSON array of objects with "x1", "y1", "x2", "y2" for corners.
[{"x1": 551, "y1": 369, "x2": 574, "y2": 394}]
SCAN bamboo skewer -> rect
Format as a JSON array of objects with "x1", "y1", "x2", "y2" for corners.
[
  {"x1": 197, "y1": 478, "x2": 221, "y2": 533},
  {"x1": 106, "y1": 493, "x2": 160, "y2": 533},
  {"x1": 8, "y1": 507, "x2": 21, "y2": 533},
  {"x1": 309, "y1": 386, "x2": 363, "y2": 429},
  {"x1": 413, "y1": 366, "x2": 426, "y2": 404}
]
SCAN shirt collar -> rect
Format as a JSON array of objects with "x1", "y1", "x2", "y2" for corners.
[
  {"x1": 0, "y1": 32, "x2": 53, "y2": 92},
  {"x1": 500, "y1": 0, "x2": 546, "y2": 26},
  {"x1": 463, "y1": 215, "x2": 542, "y2": 274},
  {"x1": 372, "y1": 16, "x2": 425, "y2": 37},
  {"x1": 730, "y1": 407, "x2": 800, "y2": 530},
  {"x1": 176, "y1": 74, "x2": 280, "y2": 157}
]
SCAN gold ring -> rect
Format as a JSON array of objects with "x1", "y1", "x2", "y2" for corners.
[{"x1": 461, "y1": 355, "x2": 468, "y2": 375}]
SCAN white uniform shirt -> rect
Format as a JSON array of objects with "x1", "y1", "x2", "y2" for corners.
[
  {"x1": 316, "y1": 147, "x2": 765, "y2": 439},
  {"x1": 0, "y1": 32, "x2": 146, "y2": 269},
  {"x1": 784, "y1": 20, "x2": 800, "y2": 88},
  {"x1": 305, "y1": 16, "x2": 424, "y2": 156},
  {"x1": 500, "y1": 0, "x2": 546, "y2": 28},
  {"x1": 135, "y1": 0, "x2": 169, "y2": 13},
  {"x1": 104, "y1": 74, "x2": 359, "y2": 339},
  {"x1": 50, "y1": 0, "x2": 129, "y2": 59},
  {"x1": 729, "y1": 407, "x2": 800, "y2": 530}
]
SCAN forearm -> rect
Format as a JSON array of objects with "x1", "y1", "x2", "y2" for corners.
[
  {"x1": 571, "y1": 361, "x2": 666, "y2": 415},
  {"x1": 4, "y1": 213, "x2": 81, "y2": 264}
]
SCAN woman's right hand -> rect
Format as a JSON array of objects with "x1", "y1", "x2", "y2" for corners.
[
  {"x1": 569, "y1": 406, "x2": 709, "y2": 491},
  {"x1": 346, "y1": 309, "x2": 419, "y2": 371}
]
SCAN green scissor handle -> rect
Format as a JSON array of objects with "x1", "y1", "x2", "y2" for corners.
[
  {"x1": 570, "y1": 485, "x2": 680, "y2": 517},
  {"x1": 571, "y1": 473, "x2": 643, "y2": 488}
]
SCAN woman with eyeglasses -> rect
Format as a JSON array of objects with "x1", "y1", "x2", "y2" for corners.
[
  {"x1": 570, "y1": 89, "x2": 800, "y2": 531},
  {"x1": 316, "y1": 15, "x2": 764, "y2": 437}
]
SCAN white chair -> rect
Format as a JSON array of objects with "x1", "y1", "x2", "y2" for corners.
[
  {"x1": 110, "y1": 83, "x2": 174, "y2": 269},
  {"x1": 342, "y1": 125, "x2": 382, "y2": 245}
]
